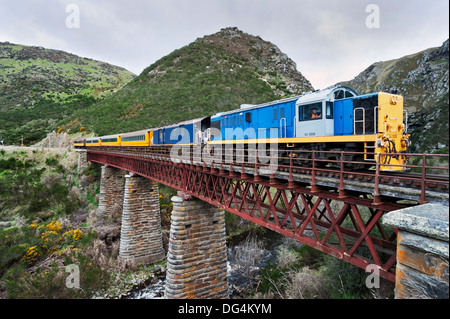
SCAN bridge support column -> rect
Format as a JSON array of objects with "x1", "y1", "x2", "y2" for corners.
[
  {"x1": 98, "y1": 165, "x2": 125, "y2": 224},
  {"x1": 119, "y1": 174, "x2": 165, "y2": 268},
  {"x1": 383, "y1": 204, "x2": 449, "y2": 299},
  {"x1": 76, "y1": 149, "x2": 89, "y2": 174},
  {"x1": 165, "y1": 194, "x2": 228, "y2": 299}
]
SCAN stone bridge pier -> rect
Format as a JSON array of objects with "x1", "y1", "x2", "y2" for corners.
[
  {"x1": 165, "y1": 193, "x2": 228, "y2": 299},
  {"x1": 119, "y1": 173, "x2": 166, "y2": 267},
  {"x1": 76, "y1": 149, "x2": 89, "y2": 174},
  {"x1": 90, "y1": 160, "x2": 228, "y2": 298},
  {"x1": 96, "y1": 164, "x2": 166, "y2": 267}
]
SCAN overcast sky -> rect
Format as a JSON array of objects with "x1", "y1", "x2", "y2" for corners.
[{"x1": 0, "y1": 0, "x2": 448, "y2": 89}]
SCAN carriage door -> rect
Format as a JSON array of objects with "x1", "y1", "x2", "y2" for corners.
[{"x1": 334, "y1": 99, "x2": 353, "y2": 135}]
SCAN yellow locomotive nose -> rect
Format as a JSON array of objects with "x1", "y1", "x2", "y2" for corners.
[{"x1": 375, "y1": 92, "x2": 409, "y2": 171}]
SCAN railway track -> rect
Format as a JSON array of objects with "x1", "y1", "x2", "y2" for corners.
[{"x1": 87, "y1": 148, "x2": 449, "y2": 204}]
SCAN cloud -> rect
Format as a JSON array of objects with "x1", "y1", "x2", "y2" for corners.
[{"x1": 0, "y1": 0, "x2": 448, "y2": 89}]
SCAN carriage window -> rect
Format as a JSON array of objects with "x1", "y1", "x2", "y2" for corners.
[
  {"x1": 239, "y1": 114, "x2": 243, "y2": 125},
  {"x1": 299, "y1": 102, "x2": 322, "y2": 121},
  {"x1": 326, "y1": 102, "x2": 333, "y2": 119},
  {"x1": 273, "y1": 108, "x2": 277, "y2": 121},
  {"x1": 280, "y1": 106, "x2": 285, "y2": 119},
  {"x1": 334, "y1": 90, "x2": 344, "y2": 100},
  {"x1": 245, "y1": 113, "x2": 251, "y2": 122}
]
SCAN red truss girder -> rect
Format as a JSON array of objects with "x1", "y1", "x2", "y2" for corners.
[{"x1": 88, "y1": 151, "x2": 402, "y2": 282}]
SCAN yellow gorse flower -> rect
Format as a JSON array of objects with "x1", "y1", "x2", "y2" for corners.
[
  {"x1": 22, "y1": 221, "x2": 83, "y2": 264},
  {"x1": 73, "y1": 229, "x2": 82, "y2": 241},
  {"x1": 46, "y1": 220, "x2": 62, "y2": 233},
  {"x1": 22, "y1": 246, "x2": 41, "y2": 263}
]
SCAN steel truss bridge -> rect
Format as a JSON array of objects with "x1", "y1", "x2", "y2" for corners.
[{"x1": 87, "y1": 146, "x2": 449, "y2": 282}]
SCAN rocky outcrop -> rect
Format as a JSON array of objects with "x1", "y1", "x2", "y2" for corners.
[
  {"x1": 34, "y1": 131, "x2": 75, "y2": 148},
  {"x1": 340, "y1": 39, "x2": 449, "y2": 152},
  {"x1": 197, "y1": 27, "x2": 314, "y2": 96}
]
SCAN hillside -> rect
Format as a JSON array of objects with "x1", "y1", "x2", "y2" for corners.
[
  {"x1": 63, "y1": 27, "x2": 314, "y2": 136},
  {"x1": 340, "y1": 39, "x2": 449, "y2": 152},
  {"x1": 0, "y1": 42, "x2": 135, "y2": 145}
]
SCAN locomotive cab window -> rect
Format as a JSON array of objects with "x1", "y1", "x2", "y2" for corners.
[
  {"x1": 334, "y1": 90, "x2": 345, "y2": 100},
  {"x1": 326, "y1": 102, "x2": 333, "y2": 119},
  {"x1": 299, "y1": 102, "x2": 323, "y2": 121},
  {"x1": 345, "y1": 90, "x2": 355, "y2": 98},
  {"x1": 211, "y1": 120, "x2": 221, "y2": 131}
]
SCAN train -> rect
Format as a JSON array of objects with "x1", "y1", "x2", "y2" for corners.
[{"x1": 74, "y1": 85, "x2": 411, "y2": 171}]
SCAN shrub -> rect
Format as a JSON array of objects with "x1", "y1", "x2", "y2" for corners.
[
  {"x1": 276, "y1": 245, "x2": 300, "y2": 269},
  {"x1": 320, "y1": 254, "x2": 370, "y2": 299},
  {"x1": 284, "y1": 267, "x2": 330, "y2": 299},
  {"x1": 21, "y1": 220, "x2": 84, "y2": 266},
  {"x1": 229, "y1": 235, "x2": 265, "y2": 290},
  {"x1": 45, "y1": 156, "x2": 59, "y2": 167}
]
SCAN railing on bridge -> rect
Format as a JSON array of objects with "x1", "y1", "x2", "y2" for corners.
[{"x1": 88, "y1": 146, "x2": 449, "y2": 205}]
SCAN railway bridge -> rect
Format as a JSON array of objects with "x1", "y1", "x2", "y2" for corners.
[{"x1": 77, "y1": 147, "x2": 449, "y2": 299}]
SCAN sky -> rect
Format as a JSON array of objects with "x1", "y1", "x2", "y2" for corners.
[{"x1": 0, "y1": 0, "x2": 448, "y2": 89}]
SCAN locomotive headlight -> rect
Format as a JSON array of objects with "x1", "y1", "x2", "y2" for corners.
[{"x1": 376, "y1": 139, "x2": 383, "y2": 147}]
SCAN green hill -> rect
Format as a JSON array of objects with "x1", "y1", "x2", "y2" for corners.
[
  {"x1": 63, "y1": 27, "x2": 314, "y2": 136},
  {"x1": 0, "y1": 42, "x2": 135, "y2": 145}
]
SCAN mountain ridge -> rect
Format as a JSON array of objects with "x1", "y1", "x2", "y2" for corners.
[{"x1": 0, "y1": 41, "x2": 136, "y2": 144}]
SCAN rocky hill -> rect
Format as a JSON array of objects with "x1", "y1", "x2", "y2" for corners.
[
  {"x1": 340, "y1": 39, "x2": 449, "y2": 152},
  {"x1": 0, "y1": 42, "x2": 135, "y2": 144},
  {"x1": 64, "y1": 27, "x2": 314, "y2": 136}
]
